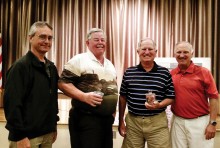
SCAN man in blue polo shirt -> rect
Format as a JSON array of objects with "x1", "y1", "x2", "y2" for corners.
[{"x1": 118, "y1": 37, "x2": 175, "y2": 148}]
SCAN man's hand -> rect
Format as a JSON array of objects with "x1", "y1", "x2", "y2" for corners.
[
  {"x1": 205, "y1": 124, "x2": 216, "y2": 140},
  {"x1": 83, "y1": 92, "x2": 103, "y2": 107},
  {"x1": 17, "y1": 137, "x2": 30, "y2": 148},
  {"x1": 52, "y1": 131, "x2": 57, "y2": 143},
  {"x1": 145, "y1": 101, "x2": 160, "y2": 110},
  {"x1": 118, "y1": 122, "x2": 126, "y2": 137}
]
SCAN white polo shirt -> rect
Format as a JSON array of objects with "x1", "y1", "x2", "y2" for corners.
[
  {"x1": 61, "y1": 50, "x2": 118, "y2": 115},
  {"x1": 64, "y1": 50, "x2": 117, "y2": 82}
]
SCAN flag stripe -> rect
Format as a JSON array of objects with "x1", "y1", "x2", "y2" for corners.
[{"x1": 0, "y1": 33, "x2": 2, "y2": 88}]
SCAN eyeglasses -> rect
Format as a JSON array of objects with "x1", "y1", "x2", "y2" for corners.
[{"x1": 37, "y1": 34, "x2": 54, "y2": 41}]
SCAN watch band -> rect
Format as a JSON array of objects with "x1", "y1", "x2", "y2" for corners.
[{"x1": 210, "y1": 120, "x2": 217, "y2": 126}]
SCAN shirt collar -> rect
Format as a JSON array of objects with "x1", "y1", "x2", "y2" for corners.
[
  {"x1": 87, "y1": 50, "x2": 106, "y2": 66},
  {"x1": 176, "y1": 61, "x2": 195, "y2": 74},
  {"x1": 137, "y1": 61, "x2": 158, "y2": 72},
  {"x1": 27, "y1": 50, "x2": 53, "y2": 67}
]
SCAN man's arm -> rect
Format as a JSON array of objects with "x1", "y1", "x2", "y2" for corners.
[
  {"x1": 58, "y1": 82, "x2": 102, "y2": 107},
  {"x1": 205, "y1": 98, "x2": 218, "y2": 140},
  {"x1": 145, "y1": 98, "x2": 174, "y2": 110},
  {"x1": 118, "y1": 95, "x2": 127, "y2": 137},
  {"x1": 3, "y1": 63, "x2": 28, "y2": 141},
  {"x1": 209, "y1": 98, "x2": 219, "y2": 122},
  {"x1": 158, "y1": 98, "x2": 174, "y2": 108},
  {"x1": 58, "y1": 82, "x2": 85, "y2": 102}
]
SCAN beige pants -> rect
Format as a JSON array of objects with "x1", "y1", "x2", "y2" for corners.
[
  {"x1": 122, "y1": 112, "x2": 171, "y2": 148},
  {"x1": 9, "y1": 132, "x2": 54, "y2": 148},
  {"x1": 171, "y1": 114, "x2": 214, "y2": 148}
]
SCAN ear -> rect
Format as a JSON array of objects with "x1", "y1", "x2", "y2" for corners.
[
  {"x1": 29, "y1": 35, "x2": 33, "y2": 43},
  {"x1": 86, "y1": 40, "x2": 89, "y2": 46},
  {"x1": 137, "y1": 49, "x2": 139, "y2": 54}
]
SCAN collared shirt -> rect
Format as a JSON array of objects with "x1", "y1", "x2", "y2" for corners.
[
  {"x1": 171, "y1": 62, "x2": 219, "y2": 119},
  {"x1": 120, "y1": 62, "x2": 175, "y2": 116},
  {"x1": 59, "y1": 50, "x2": 118, "y2": 115},
  {"x1": 61, "y1": 50, "x2": 117, "y2": 83}
]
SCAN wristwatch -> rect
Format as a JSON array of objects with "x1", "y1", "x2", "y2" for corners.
[{"x1": 210, "y1": 120, "x2": 217, "y2": 126}]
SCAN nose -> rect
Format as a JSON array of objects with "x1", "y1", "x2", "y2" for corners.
[
  {"x1": 97, "y1": 39, "x2": 105, "y2": 43},
  {"x1": 144, "y1": 48, "x2": 150, "y2": 53},
  {"x1": 179, "y1": 52, "x2": 185, "y2": 57},
  {"x1": 44, "y1": 38, "x2": 50, "y2": 42}
]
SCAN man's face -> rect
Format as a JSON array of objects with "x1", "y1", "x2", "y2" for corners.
[
  {"x1": 137, "y1": 40, "x2": 157, "y2": 63},
  {"x1": 29, "y1": 26, "x2": 53, "y2": 54},
  {"x1": 175, "y1": 44, "x2": 193, "y2": 68},
  {"x1": 86, "y1": 32, "x2": 106, "y2": 56}
]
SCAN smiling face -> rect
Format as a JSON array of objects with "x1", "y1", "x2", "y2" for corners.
[
  {"x1": 174, "y1": 42, "x2": 193, "y2": 69},
  {"x1": 86, "y1": 31, "x2": 106, "y2": 57},
  {"x1": 137, "y1": 38, "x2": 157, "y2": 63},
  {"x1": 29, "y1": 26, "x2": 53, "y2": 55}
]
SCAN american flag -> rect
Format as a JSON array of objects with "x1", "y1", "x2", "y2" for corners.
[{"x1": 0, "y1": 33, "x2": 2, "y2": 88}]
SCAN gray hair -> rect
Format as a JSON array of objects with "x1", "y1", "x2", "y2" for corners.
[
  {"x1": 28, "y1": 21, "x2": 53, "y2": 36},
  {"x1": 87, "y1": 28, "x2": 106, "y2": 40},
  {"x1": 138, "y1": 37, "x2": 156, "y2": 49},
  {"x1": 175, "y1": 41, "x2": 193, "y2": 53}
]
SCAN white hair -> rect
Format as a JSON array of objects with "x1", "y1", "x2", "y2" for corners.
[
  {"x1": 138, "y1": 37, "x2": 156, "y2": 49},
  {"x1": 87, "y1": 28, "x2": 106, "y2": 40},
  {"x1": 175, "y1": 41, "x2": 194, "y2": 53}
]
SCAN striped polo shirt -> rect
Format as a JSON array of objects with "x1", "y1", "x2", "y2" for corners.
[{"x1": 120, "y1": 62, "x2": 175, "y2": 116}]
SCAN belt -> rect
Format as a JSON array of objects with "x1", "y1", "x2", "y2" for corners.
[
  {"x1": 177, "y1": 114, "x2": 208, "y2": 119},
  {"x1": 69, "y1": 107, "x2": 93, "y2": 115},
  {"x1": 76, "y1": 109, "x2": 93, "y2": 115},
  {"x1": 129, "y1": 111, "x2": 161, "y2": 117}
]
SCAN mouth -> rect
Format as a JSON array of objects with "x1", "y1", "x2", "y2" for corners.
[
  {"x1": 178, "y1": 58, "x2": 186, "y2": 61},
  {"x1": 143, "y1": 54, "x2": 151, "y2": 58},
  {"x1": 41, "y1": 45, "x2": 51, "y2": 49},
  {"x1": 42, "y1": 45, "x2": 50, "y2": 47},
  {"x1": 96, "y1": 44, "x2": 104, "y2": 48}
]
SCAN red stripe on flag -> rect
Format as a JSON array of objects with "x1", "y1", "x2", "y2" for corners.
[
  {"x1": 0, "y1": 54, "x2": 2, "y2": 80},
  {"x1": 0, "y1": 33, "x2": 2, "y2": 88}
]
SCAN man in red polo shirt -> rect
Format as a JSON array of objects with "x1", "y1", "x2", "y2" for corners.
[{"x1": 170, "y1": 41, "x2": 219, "y2": 148}]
